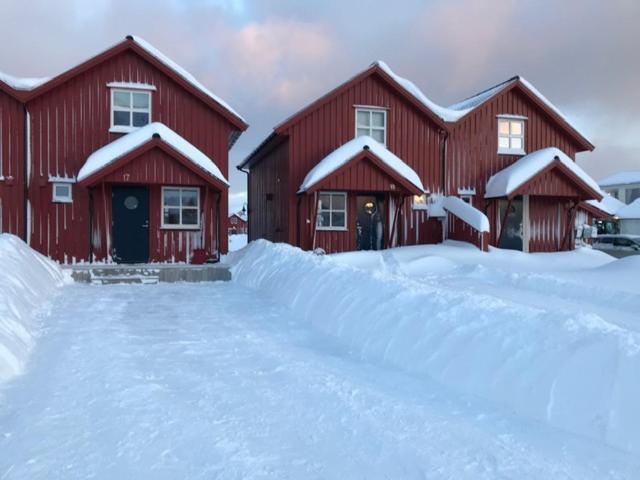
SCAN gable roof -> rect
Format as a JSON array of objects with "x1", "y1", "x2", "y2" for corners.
[
  {"x1": 77, "y1": 122, "x2": 228, "y2": 189},
  {"x1": 485, "y1": 147, "x2": 601, "y2": 200},
  {"x1": 617, "y1": 199, "x2": 640, "y2": 219},
  {"x1": 298, "y1": 135, "x2": 424, "y2": 195},
  {"x1": 0, "y1": 36, "x2": 247, "y2": 132},
  {"x1": 449, "y1": 76, "x2": 593, "y2": 151},
  {"x1": 584, "y1": 193, "x2": 626, "y2": 217}
]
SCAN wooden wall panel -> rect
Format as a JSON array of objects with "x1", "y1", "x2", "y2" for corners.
[
  {"x1": 0, "y1": 91, "x2": 25, "y2": 237},
  {"x1": 24, "y1": 49, "x2": 234, "y2": 262}
]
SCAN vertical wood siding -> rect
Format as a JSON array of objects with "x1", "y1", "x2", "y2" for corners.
[
  {"x1": 24, "y1": 49, "x2": 234, "y2": 262},
  {"x1": 0, "y1": 91, "x2": 25, "y2": 237}
]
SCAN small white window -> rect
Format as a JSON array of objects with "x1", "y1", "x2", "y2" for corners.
[
  {"x1": 412, "y1": 193, "x2": 428, "y2": 210},
  {"x1": 316, "y1": 192, "x2": 347, "y2": 230},
  {"x1": 161, "y1": 187, "x2": 200, "y2": 229},
  {"x1": 52, "y1": 183, "x2": 72, "y2": 203},
  {"x1": 460, "y1": 195, "x2": 473, "y2": 206},
  {"x1": 356, "y1": 108, "x2": 386, "y2": 145},
  {"x1": 497, "y1": 118, "x2": 525, "y2": 155},
  {"x1": 111, "y1": 89, "x2": 151, "y2": 132}
]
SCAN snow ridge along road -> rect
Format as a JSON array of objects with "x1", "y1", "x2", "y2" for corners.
[{"x1": 232, "y1": 240, "x2": 640, "y2": 455}]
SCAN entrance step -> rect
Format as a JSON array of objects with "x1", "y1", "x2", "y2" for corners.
[{"x1": 65, "y1": 263, "x2": 231, "y2": 284}]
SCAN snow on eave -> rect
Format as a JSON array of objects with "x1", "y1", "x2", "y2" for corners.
[
  {"x1": 598, "y1": 170, "x2": 640, "y2": 188},
  {"x1": 485, "y1": 147, "x2": 600, "y2": 199},
  {"x1": 129, "y1": 36, "x2": 246, "y2": 126},
  {"x1": 443, "y1": 196, "x2": 490, "y2": 232},
  {"x1": 616, "y1": 198, "x2": 640, "y2": 219},
  {"x1": 585, "y1": 193, "x2": 626, "y2": 216},
  {"x1": 78, "y1": 122, "x2": 228, "y2": 186},
  {"x1": 0, "y1": 70, "x2": 50, "y2": 91},
  {"x1": 298, "y1": 136, "x2": 425, "y2": 194},
  {"x1": 447, "y1": 77, "x2": 517, "y2": 113},
  {"x1": 106, "y1": 81, "x2": 157, "y2": 91}
]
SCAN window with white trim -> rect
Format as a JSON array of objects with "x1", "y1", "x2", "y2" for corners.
[
  {"x1": 316, "y1": 192, "x2": 347, "y2": 230},
  {"x1": 497, "y1": 118, "x2": 525, "y2": 154},
  {"x1": 460, "y1": 195, "x2": 473, "y2": 206},
  {"x1": 52, "y1": 183, "x2": 72, "y2": 203},
  {"x1": 161, "y1": 187, "x2": 200, "y2": 229},
  {"x1": 111, "y1": 89, "x2": 151, "y2": 131},
  {"x1": 356, "y1": 108, "x2": 386, "y2": 144}
]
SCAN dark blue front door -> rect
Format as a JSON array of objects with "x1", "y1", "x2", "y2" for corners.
[{"x1": 112, "y1": 186, "x2": 149, "y2": 263}]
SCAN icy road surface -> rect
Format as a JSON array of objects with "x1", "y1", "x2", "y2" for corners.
[{"x1": 0, "y1": 281, "x2": 637, "y2": 479}]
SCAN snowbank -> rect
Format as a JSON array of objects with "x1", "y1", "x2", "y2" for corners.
[
  {"x1": 232, "y1": 240, "x2": 640, "y2": 454},
  {"x1": 0, "y1": 235, "x2": 65, "y2": 384}
]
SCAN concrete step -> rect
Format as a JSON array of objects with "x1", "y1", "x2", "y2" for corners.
[{"x1": 66, "y1": 264, "x2": 231, "y2": 284}]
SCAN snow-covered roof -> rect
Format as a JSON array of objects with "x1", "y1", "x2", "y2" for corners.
[
  {"x1": 616, "y1": 199, "x2": 640, "y2": 219},
  {"x1": 598, "y1": 171, "x2": 640, "y2": 188},
  {"x1": 298, "y1": 136, "x2": 425, "y2": 193},
  {"x1": 0, "y1": 71, "x2": 49, "y2": 91},
  {"x1": 130, "y1": 36, "x2": 245, "y2": 125},
  {"x1": 585, "y1": 193, "x2": 626, "y2": 216},
  {"x1": 78, "y1": 122, "x2": 228, "y2": 186},
  {"x1": 485, "y1": 147, "x2": 600, "y2": 199},
  {"x1": 443, "y1": 196, "x2": 490, "y2": 232},
  {"x1": 374, "y1": 61, "x2": 468, "y2": 122}
]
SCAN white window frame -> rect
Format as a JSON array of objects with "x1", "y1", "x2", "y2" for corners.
[
  {"x1": 52, "y1": 183, "x2": 72, "y2": 203},
  {"x1": 355, "y1": 108, "x2": 387, "y2": 145},
  {"x1": 497, "y1": 117, "x2": 525, "y2": 155},
  {"x1": 161, "y1": 187, "x2": 200, "y2": 230},
  {"x1": 460, "y1": 194, "x2": 473, "y2": 206},
  {"x1": 110, "y1": 89, "x2": 152, "y2": 133},
  {"x1": 316, "y1": 192, "x2": 348, "y2": 231}
]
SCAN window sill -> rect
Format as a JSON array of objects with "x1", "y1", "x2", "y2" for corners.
[
  {"x1": 52, "y1": 199, "x2": 73, "y2": 204},
  {"x1": 160, "y1": 225, "x2": 201, "y2": 231},
  {"x1": 316, "y1": 227, "x2": 348, "y2": 232},
  {"x1": 109, "y1": 126, "x2": 140, "y2": 134},
  {"x1": 497, "y1": 148, "x2": 526, "y2": 156}
]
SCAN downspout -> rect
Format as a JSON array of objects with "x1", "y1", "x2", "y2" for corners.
[
  {"x1": 216, "y1": 191, "x2": 221, "y2": 261},
  {"x1": 296, "y1": 194, "x2": 302, "y2": 248},
  {"x1": 439, "y1": 129, "x2": 449, "y2": 196},
  {"x1": 236, "y1": 164, "x2": 250, "y2": 240},
  {"x1": 22, "y1": 105, "x2": 29, "y2": 243},
  {"x1": 88, "y1": 189, "x2": 94, "y2": 263}
]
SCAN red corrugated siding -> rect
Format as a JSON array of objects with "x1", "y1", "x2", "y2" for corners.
[
  {"x1": 283, "y1": 73, "x2": 443, "y2": 251},
  {"x1": 0, "y1": 91, "x2": 25, "y2": 237},
  {"x1": 25, "y1": 49, "x2": 233, "y2": 262}
]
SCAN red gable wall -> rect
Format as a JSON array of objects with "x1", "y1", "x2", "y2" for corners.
[{"x1": 0, "y1": 90, "x2": 25, "y2": 237}]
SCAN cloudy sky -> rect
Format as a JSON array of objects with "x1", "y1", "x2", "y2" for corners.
[{"x1": 1, "y1": 0, "x2": 638, "y2": 213}]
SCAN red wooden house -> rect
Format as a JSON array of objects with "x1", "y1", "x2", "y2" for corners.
[
  {"x1": 239, "y1": 61, "x2": 602, "y2": 253},
  {"x1": 229, "y1": 211, "x2": 248, "y2": 235},
  {"x1": 0, "y1": 35, "x2": 247, "y2": 263}
]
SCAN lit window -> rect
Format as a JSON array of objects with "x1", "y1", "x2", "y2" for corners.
[
  {"x1": 316, "y1": 192, "x2": 347, "y2": 230},
  {"x1": 497, "y1": 118, "x2": 525, "y2": 154},
  {"x1": 161, "y1": 187, "x2": 200, "y2": 229},
  {"x1": 356, "y1": 108, "x2": 386, "y2": 144},
  {"x1": 111, "y1": 89, "x2": 151, "y2": 131},
  {"x1": 52, "y1": 183, "x2": 72, "y2": 203},
  {"x1": 413, "y1": 193, "x2": 428, "y2": 210}
]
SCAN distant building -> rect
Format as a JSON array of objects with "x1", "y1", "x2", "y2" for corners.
[
  {"x1": 599, "y1": 171, "x2": 640, "y2": 204},
  {"x1": 229, "y1": 211, "x2": 248, "y2": 235}
]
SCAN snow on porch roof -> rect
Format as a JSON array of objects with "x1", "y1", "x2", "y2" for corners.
[
  {"x1": 585, "y1": 193, "x2": 626, "y2": 217},
  {"x1": 77, "y1": 122, "x2": 229, "y2": 186},
  {"x1": 485, "y1": 147, "x2": 601, "y2": 199},
  {"x1": 298, "y1": 136, "x2": 425, "y2": 194}
]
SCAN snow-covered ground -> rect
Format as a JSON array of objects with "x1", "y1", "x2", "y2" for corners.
[
  {"x1": 1, "y1": 237, "x2": 640, "y2": 478},
  {"x1": 228, "y1": 233, "x2": 248, "y2": 252}
]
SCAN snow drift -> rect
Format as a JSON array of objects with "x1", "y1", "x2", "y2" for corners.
[
  {"x1": 231, "y1": 240, "x2": 640, "y2": 454},
  {"x1": 0, "y1": 234, "x2": 65, "y2": 384}
]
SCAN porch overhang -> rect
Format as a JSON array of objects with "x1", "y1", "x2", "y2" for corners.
[
  {"x1": 485, "y1": 147, "x2": 603, "y2": 202},
  {"x1": 298, "y1": 136, "x2": 424, "y2": 196},
  {"x1": 77, "y1": 123, "x2": 229, "y2": 191}
]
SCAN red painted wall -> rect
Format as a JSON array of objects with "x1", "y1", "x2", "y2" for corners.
[
  {"x1": 24, "y1": 48, "x2": 235, "y2": 262},
  {"x1": 0, "y1": 90, "x2": 25, "y2": 237}
]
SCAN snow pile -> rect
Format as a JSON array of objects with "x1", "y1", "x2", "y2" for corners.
[
  {"x1": 229, "y1": 234, "x2": 248, "y2": 252},
  {"x1": 78, "y1": 122, "x2": 228, "y2": 186},
  {"x1": 443, "y1": 196, "x2": 490, "y2": 232},
  {"x1": 232, "y1": 240, "x2": 640, "y2": 453},
  {"x1": 485, "y1": 147, "x2": 601, "y2": 199},
  {"x1": 0, "y1": 71, "x2": 50, "y2": 91},
  {"x1": 0, "y1": 235, "x2": 65, "y2": 384},
  {"x1": 617, "y1": 198, "x2": 640, "y2": 219},
  {"x1": 599, "y1": 170, "x2": 640, "y2": 188},
  {"x1": 298, "y1": 135, "x2": 424, "y2": 193}
]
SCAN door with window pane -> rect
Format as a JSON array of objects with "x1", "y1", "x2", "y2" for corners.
[{"x1": 356, "y1": 195, "x2": 385, "y2": 251}]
